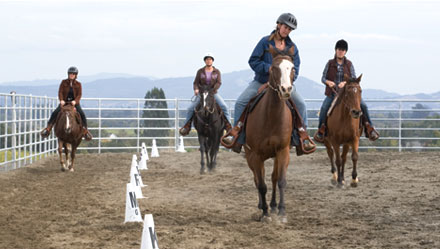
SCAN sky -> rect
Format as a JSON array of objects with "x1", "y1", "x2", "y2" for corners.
[{"x1": 0, "y1": 0, "x2": 439, "y2": 95}]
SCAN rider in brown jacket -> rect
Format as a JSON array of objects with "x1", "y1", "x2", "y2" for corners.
[{"x1": 40, "y1": 66, "x2": 92, "y2": 140}]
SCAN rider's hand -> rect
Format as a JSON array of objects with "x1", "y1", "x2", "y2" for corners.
[
  {"x1": 71, "y1": 100, "x2": 76, "y2": 106},
  {"x1": 338, "y1": 81, "x2": 346, "y2": 88},
  {"x1": 194, "y1": 89, "x2": 199, "y2": 96},
  {"x1": 327, "y1": 81, "x2": 336, "y2": 88},
  {"x1": 60, "y1": 100, "x2": 65, "y2": 106}
]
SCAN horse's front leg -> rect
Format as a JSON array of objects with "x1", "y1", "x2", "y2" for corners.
[
  {"x1": 58, "y1": 140, "x2": 67, "y2": 171},
  {"x1": 65, "y1": 143, "x2": 72, "y2": 171},
  {"x1": 69, "y1": 145, "x2": 77, "y2": 172},
  {"x1": 246, "y1": 153, "x2": 270, "y2": 222},
  {"x1": 332, "y1": 142, "x2": 344, "y2": 187},
  {"x1": 324, "y1": 140, "x2": 337, "y2": 185},
  {"x1": 341, "y1": 144, "x2": 350, "y2": 186},
  {"x1": 275, "y1": 147, "x2": 290, "y2": 223},
  {"x1": 270, "y1": 157, "x2": 279, "y2": 214},
  {"x1": 351, "y1": 139, "x2": 360, "y2": 187},
  {"x1": 198, "y1": 136, "x2": 206, "y2": 174}
]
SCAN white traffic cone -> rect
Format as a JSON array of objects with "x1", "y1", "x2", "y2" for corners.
[
  {"x1": 140, "y1": 214, "x2": 159, "y2": 249},
  {"x1": 139, "y1": 144, "x2": 148, "y2": 170},
  {"x1": 124, "y1": 183, "x2": 143, "y2": 223},
  {"x1": 151, "y1": 139, "x2": 159, "y2": 157},
  {"x1": 130, "y1": 159, "x2": 145, "y2": 199},
  {"x1": 142, "y1": 142, "x2": 150, "y2": 161},
  {"x1": 176, "y1": 136, "x2": 186, "y2": 153}
]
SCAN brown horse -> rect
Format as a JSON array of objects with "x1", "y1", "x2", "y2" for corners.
[
  {"x1": 54, "y1": 104, "x2": 84, "y2": 172},
  {"x1": 244, "y1": 45, "x2": 296, "y2": 223},
  {"x1": 324, "y1": 74, "x2": 363, "y2": 188}
]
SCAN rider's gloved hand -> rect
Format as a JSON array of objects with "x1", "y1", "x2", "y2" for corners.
[
  {"x1": 71, "y1": 100, "x2": 76, "y2": 106},
  {"x1": 60, "y1": 100, "x2": 65, "y2": 106}
]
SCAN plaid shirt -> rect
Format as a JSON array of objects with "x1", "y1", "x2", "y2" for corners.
[{"x1": 321, "y1": 59, "x2": 356, "y2": 85}]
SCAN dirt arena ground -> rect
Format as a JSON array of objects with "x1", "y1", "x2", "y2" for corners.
[{"x1": 0, "y1": 150, "x2": 439, "y2": 248}]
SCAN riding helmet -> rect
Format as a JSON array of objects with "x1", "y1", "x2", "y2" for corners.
[
  {"x1": 335, "y1": 39, "x2": 348, "y2": 51},
  {"x1": 67, "y1": 66, "x2": 79, "y2": 75},
  {"x1": 203, "y1": 52, "x2": 215, "y2": 61},
  {"x1": 277, "y1": 13, "x2": 297, "y2": 30}
]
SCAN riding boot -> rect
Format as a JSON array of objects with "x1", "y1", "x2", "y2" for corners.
[
  {"x1": 40, "y1": 123, "x2": 54, "y2": 138},
  {"x1": 364, "y1": 122, "x2": 380, "y2": 141},
  {"x1": 313, "y1": 124, "x2": 326, "y2": 143},
  {"x1": 83, "y1": 127, "x2": 93, "y2": 141},
  {"x1": 179, "y1": 120, "x2": 192, "y2": 136}
]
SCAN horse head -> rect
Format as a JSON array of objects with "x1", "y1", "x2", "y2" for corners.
[
  {"x1": 198, "y1": 85, "x2": 216, "y2": 115},
  {"x1": 60, "y1": 104, "x2": 77, "y2": 134},
  {"x1": 342, "y1": 74, "x2": 363, "y2": 119},
  {"x1": 268, "y1": 44, "x2": 295, "y2": 99}
]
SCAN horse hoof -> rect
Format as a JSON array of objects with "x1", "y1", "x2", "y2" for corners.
[
  {"x1": 61, "y1": 168, "x2": 66, "y2": 172},
  {"x1": 351, "y1": 178, "x2": 359, "y2": 187},
  {"x1": 330, "y1": 178, "x2": 337, "y2": 186},
  {"x1": 69, "y1": 168, "x2": 74, "y2": 172},
  {"x1": 260, "y1": 215, "x2": 272, "y2": 223},
  {"x1": 270, "y1": 207, "x2": 278, "y2": 214},
  {"x1": 337, "y1": 182, "x2": 345, "y2": 189},
  {"x1": 200, "y1": 169, "x2": 205, "y2": 175},
  {"x1": 279, "y1": 215, "x2": 288, "y2": 224}
]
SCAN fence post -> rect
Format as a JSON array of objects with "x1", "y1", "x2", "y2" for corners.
[
  {"x1": 137, "y1": 99, "x2": 140, "y2": 153},
  {"x1": 98, "y1": 99, "x2": 102, "y2": 154},
  {"x1": 175, "y1": 99, "x2": 179, "y2": 151},
  {"x1": 10, "y1": 91, "x2": 17, "y2": 169},
  {"x1": 399, "y1": 101, "x2": 402, "y2": 152}
]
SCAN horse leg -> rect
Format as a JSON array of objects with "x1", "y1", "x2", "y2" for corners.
[
  {"x1": 341, "y1": 144, "x2": 350, "y2": 186},
  {"x1": 324, "y1": 140, "x2": 337, "y2": 185},
  {"x1": 276, "y1": 147, "x2": 290, "y2": 223},
  {"x1": 246, "y1": 154, "x2": 270, "y2": 221},
  {"x1": 198, "y1": 136, "x2": 206, "y2": 174},
  {"x1": 209, "y1": 145, "x2": 218, "y2": 171},
  {"x1": 58, "y1": 140, "x2": 67, "y2": 171},
  {"x1": 351, "y1": 139, "x2": 360, "y2": 187},
  {"x1": 69, "y1": 145, "x2": 76, "y2": 172},
  {"x1": 65, "y1": 143, "x2": 72, "y2": 171},
  {"x1": 270, "y1": 158, "x2": 279, "y2": 214},
  {"x1": 332, "y1": 142, "x2": 344, "y2": 188}
]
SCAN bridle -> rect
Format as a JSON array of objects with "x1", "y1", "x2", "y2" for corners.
[{"x1": 332, "y1": 83, "x2": 362, "y2": 117}]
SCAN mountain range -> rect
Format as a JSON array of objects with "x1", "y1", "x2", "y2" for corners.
[{"x1": 1, "y1": 70, "x2": 439, "y2": 100}]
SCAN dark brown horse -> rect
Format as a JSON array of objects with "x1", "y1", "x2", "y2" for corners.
[
  {"x1": 324, "y1": 74, "x2": 363, "y2": 188},
  {"x1": 244, "y1": 45, "x2": 295, "y2": 223},
  {"x1": 193, "y1": 85, "x2": 224, "y2": 174},
  {"x1": 54, "y1": 104, "x2": 84, "y2": 172}
]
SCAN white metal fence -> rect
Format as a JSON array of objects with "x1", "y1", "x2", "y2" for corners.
[{"x1": 2, "y1": 92, "x2": 440, "y2": 171}]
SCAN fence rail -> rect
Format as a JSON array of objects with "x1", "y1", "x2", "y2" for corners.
[{"x1": 2, "y1": 92, "x2": 440, "y2": 171}]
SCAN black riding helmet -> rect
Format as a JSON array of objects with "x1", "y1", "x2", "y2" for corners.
[
  {"x1": 68, "y1": 66, "x2": 79, "y2": 75},
  {"x1": 335, "y1": 39, "x2": 348, "y2": 51},
  {"x1": 277, "y1": 13, "x2": 297, "y2": 30}
]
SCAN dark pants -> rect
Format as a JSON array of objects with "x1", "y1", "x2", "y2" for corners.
[
  {"x1": 318, "y1": 94, "x2": 372, "y2": 129},
  {"x1": 48, "y1": 104, "x2": 87, "y2": 127}
]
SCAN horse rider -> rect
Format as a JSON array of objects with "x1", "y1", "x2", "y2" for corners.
[
  {"x1": 313, "y1": 39, "x2": 380, "y2": 142},
  {"x1": 40, "y1": 66, "x2": 92, "y2": 141},
  {"x1": 179, "y1": 53, "x2": 232, "y2": 136},
  {"x1": 222, "y1": 13, "x2": 316, "y2": 153}
]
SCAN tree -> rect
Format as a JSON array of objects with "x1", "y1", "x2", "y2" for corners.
[{"x1": 141, "y1": 87, "x2": 171, "y2": 146}]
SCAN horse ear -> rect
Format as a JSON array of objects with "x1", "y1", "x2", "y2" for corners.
[
  {"x1": 343, "y1": 74, "x2": 350, "y2": 82},
  {"x1": 268, "y1": 44, "x2": 278, "y2": 59},
  {"x1": 356, "y1": 74, "x2": 363, "y2": 83}
]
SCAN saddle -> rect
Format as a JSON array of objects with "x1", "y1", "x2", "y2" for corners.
[
  {"x1": 221, "y1": 84, "x2": 316, "y2": 155},
  {"x1": 58, "y1": 105, "x2": 82, "y2": 126}
]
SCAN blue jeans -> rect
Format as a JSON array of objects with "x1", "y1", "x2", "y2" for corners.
[
  {"x1": 234, "y1": 80, "x2": 308, "y2": 144},
  {"x1": 184, "y1": 94, "x2": 231, "y2": 124},
  {"x1": 318, "y1": 94, "x2": 373, "y2": 129}
]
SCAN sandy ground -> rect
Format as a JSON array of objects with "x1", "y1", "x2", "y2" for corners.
[{"x1": 0, "y1": 150, "x2": 439, "y2": 248}]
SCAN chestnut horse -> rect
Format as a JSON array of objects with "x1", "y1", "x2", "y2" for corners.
[
  {"x1": 193, "y1": 85, "x2": 224, "y2": 174},
  {"x1": 324, "y1": 74, "x2": 363, "y2": 188},
  {"x1": 54, "y1": 104, "x2": 84, "y2": 172},
  {"x1": 244, "y1": 45, "x2": 295, "y2": 223}
]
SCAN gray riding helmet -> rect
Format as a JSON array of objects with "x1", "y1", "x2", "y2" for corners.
[
  {"x1": 277, "y1": 13, "x2": 297, "y2": 30},
  {"x1": 68, "y1": 66, "x2": 79, "y2": 75}
]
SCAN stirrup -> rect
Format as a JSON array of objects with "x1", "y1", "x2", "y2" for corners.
[{"x1": 298, "y1": 128, "x2": 316, "y2": 154}]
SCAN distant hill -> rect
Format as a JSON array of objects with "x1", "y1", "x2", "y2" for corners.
[{"x1": 1, "y1": 70, "x2": 440, "y2": 101}]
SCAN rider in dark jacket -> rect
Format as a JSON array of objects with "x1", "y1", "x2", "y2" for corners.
[{"x1": 40, "y1": 66, "x2": 92, "y2": 141}]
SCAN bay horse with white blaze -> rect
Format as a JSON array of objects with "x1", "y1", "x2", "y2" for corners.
[
  {"x1": 193, "y1": 85, "x2": 224, "y2": 174},
  {"x1": 324, "y1": 74, "x2": 363, "y2": 188},
  {"x1": 54, "y1": 103, "x2": 84, "y2": 172},
  {"x1": 244, "y1": 45, "x2": 296, "y2": 223}
]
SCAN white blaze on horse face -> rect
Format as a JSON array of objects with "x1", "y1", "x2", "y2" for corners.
[
  {"x1": 66, "y1": 115, "x2": 70, "y2": 130},
  {"x1": 202, "y1": 92, "x2": 208, "y2": 108},
  {"x1": 279, "y1": 59, "x2": 294, "y2": 93}
]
